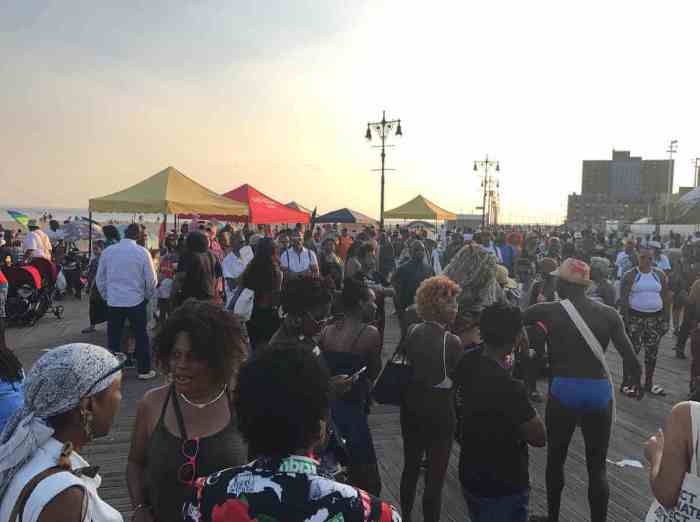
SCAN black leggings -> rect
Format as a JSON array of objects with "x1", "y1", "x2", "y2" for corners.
[
  {"x1": 400, "y1": 389, "x2": 454, "y2": 522},
  {"x1": 545, "y1": 396, "x2": 612, "y2": 522}
]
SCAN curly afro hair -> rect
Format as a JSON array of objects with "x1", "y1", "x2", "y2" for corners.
[
  {"x1": 415, "y1": 275, "x2": 461, "y2": 324},
  {"x1": 280, "y1": 276, "x2": 333, "y2": 317},
  {"x1": 153, "y1": 299, "x2": 248, "y2": 386},
  {"x1": 235, "y1": 346, "x2": 330, "y2": 456},
  {"x1": 480, "y1": 303, "x2": 523, "y2": 349}
]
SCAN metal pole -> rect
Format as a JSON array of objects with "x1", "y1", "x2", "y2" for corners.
[
  {"x1": 88, "y1": 211, "x2": 93, "y2": 255},
  {"x1": 379, "y1": 111, "x2": 387, "y2": 230},
  {"x1": 481, "y1": 157, "x2": 488, "y2": 228}
]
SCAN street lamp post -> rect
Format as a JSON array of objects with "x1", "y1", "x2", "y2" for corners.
[
  {"x1": 473, "y1": 155, "x2": 500, "y2": 228},
  {"x1": 366, "y1": 111, "x2": 402, "y2": 229},
  {"x1": 665, "y1": 139, "x2": 678, "y2": 223}
]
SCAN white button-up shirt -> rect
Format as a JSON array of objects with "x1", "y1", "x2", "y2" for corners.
[
  {"x1": 280, "y1": 247, "x2": 318, "y2": 274},
  {"x1": 96, "y1": 239, "x2": 157, "y2": 307},
  {"x1": 223, "y1": 246, "x2": 254, "y2": 304},
  {"x1": 22, "y1": 230, "x2": 52, "y2": 260}
]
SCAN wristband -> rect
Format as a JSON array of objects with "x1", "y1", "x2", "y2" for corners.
[{"x1": 132, "y1": 503, "x2": 151, "y2": 515}]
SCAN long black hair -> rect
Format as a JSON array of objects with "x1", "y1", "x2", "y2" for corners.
[
  {"x1": 241, "y1": 237, "x2": 279, "y2": 294},
  {"x1": 0, "y1": 347, "x2": 22, "y2": 382}
]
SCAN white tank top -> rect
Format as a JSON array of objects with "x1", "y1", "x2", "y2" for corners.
[
  {"x1": 0, "y1": 438, "x2": 123, "y2": 522},
  {"x1": 629, "y1": 270, "x2": 663, "y2": 313}
]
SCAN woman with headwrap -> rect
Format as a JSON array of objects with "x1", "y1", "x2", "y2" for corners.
[
  {"x1": 586, "y1": 256, "x2": 616, "y2": 307},
  {"x1": 0, "y1": 344, "x2": 123, "y2": 521}
]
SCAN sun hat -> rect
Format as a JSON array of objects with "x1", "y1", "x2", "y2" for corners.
[
  {"x1": 551, "y1": 258, "x2": 593, "y2": 287},
  {"x1": 495, "y1": 264, "x2": 518, "y2": 289}
]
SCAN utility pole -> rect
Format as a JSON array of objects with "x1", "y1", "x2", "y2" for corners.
[
  {"x1": 665, "y1": 139, "x2": 678, "y2": 223},
  {"x1": 473, "y1": 156, "x2": 500, "y2": 228},
  {"x1": 365, "y1": 111, "x2": 402, "y2": 229}
]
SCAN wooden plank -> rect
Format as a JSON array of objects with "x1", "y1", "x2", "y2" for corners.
[{"x1": 8, "y1": 298, "x2": 684, "y2": 520}]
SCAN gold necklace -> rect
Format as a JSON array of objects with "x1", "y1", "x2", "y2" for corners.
[{"x1": 179, "y1": 386, "x2": 227, "y2": 409}]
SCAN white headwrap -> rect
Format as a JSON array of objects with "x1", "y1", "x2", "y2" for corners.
[{"x1": 0, "y1": 344, "x2": 121, "y2": 499}]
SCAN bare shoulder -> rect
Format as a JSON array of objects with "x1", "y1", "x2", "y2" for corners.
[
  {"x1": 139, "y1": 384, "x2": 170, "y2": 415},
  {"x1": 38, "y1": 485, "x2": 85, "y2": 522},
  {"x1": 670, "y1": 401, "x2": 693, "y2": 425}
]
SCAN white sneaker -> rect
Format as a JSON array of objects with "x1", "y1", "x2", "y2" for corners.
[{"x1": 137, "y1": 370, "x2": 157, "y2": 380}]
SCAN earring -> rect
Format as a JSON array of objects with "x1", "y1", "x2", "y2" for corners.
[{"x1": 80, "y1": 409, "x2": 94, "y2": 442}]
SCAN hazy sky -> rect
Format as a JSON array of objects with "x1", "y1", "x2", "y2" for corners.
[{"x1": 2, "y1": 1, "x2": 699, "y2": 223}]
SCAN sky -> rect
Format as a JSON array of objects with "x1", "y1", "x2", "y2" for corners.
[{"x1": 2, "y1": 1, "x2": 699, "y2": 223}]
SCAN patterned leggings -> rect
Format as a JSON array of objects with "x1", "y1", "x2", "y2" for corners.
[{"x1": 627, "y1": 310, "x2": 666, "y2": 387}]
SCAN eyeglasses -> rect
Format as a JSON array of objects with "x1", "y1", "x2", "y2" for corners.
[{"x1": 178, "y1": 437, "x2": 200, "y2": 486}]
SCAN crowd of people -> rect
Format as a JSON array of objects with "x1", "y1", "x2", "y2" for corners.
[{"x1": 2, "y1": 216, "x2": 700, "y2": 520}]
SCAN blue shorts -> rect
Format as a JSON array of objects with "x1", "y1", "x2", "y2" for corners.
[{"x1": 550, "y1": 377, "x2": 611, "y2": 413}]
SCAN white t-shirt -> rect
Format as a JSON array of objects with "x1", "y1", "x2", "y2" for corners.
[
  {"x1": 281, "y1": 247, "x2": 318, "y2": 274},
  {"x1": 0, "y1": 438, "x2": 123, "y2": 522}
]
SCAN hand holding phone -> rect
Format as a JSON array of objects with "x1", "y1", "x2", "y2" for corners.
[{"x1": 350, "y1": 366, "x2": 367, "y2": 382}]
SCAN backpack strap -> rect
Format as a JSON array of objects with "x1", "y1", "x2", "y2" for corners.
[{"x1": 9, "y1": 466, "x2": 85, "y2": 522}]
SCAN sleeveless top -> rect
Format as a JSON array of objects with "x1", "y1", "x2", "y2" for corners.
[
  {"x1": 629, "y1": 269, "x2": 663, "y2": 313},
  {"x1": 0, "y1": 437, "x2": 122, "y2": 522},
  {"x1": 146, "y1": 386, "x2": 247, "y2": 522},
  {"x1": 322, "y1": 325, "x2": 371, "y2": 403}
]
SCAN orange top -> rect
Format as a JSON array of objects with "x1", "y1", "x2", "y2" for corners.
[{"x1": 337, "y1": 236, "x2": 353, "y2": 260}]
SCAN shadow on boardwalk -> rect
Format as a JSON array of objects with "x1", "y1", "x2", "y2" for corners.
[{"x1": 9, "y1": 299, "x2": 680, "y2": 520}]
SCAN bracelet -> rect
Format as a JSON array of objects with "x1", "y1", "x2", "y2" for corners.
[{"x1": 132, "y1": 503, "x2": 151, "y2": 515}]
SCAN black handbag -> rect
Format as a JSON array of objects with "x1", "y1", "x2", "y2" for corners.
[{"x1": 373, "y1": 329, "x2": 414, "y2": 406}]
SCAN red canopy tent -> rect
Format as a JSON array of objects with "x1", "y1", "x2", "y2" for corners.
[{"x1": 180, "y1": 184, "x2": 310, "y2": 225}]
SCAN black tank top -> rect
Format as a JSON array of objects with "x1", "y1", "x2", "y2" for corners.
[{"x1": 146, "y1": 386, "x2": 248, "y2": 521}]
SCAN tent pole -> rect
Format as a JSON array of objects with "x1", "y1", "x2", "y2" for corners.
[{"x1": 88, "y1": 211, "x2": 93, "y2": 255}]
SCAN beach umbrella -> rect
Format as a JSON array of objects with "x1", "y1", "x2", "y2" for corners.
[{"x1": 62, "y1": 221, "x2": 103, "y2": 242}]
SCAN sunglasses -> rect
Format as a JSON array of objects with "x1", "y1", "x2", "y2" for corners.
[{"x1": 178, "y1": 437, "x2": 200, "y2": 486}]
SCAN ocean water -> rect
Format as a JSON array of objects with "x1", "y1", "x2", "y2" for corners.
[{"x1": 1, "y1": 207, "x2": 162, "y2": 224}]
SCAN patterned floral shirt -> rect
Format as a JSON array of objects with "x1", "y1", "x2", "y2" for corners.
[{"x1": 183, "y1": 455, "x2": 401, "y2": 522}]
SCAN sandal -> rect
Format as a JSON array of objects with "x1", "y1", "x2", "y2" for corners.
[
  {"x1": 621, "y1": 386, "x2": 636, "y2": 397},
  {"x1": 647, "y1": 385, "x2": 666, "y2": 396}
]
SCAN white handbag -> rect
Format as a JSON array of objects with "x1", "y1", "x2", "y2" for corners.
[
  {"x1": 227, "y1": 287, "x2": 255, "y2": 322},
  {"x1": 645, "y1": 402, "x2": 700, "y2": 521}
]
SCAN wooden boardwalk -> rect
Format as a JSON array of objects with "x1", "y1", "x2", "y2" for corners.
[{"x1": 8, "y1": 298, "x2": 687, "y2": 520}]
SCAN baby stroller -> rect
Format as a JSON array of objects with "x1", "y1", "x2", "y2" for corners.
[
  {"x1": 4, "y1": 264, "x2": 62, "y2": 325},
  {"x1": 28, "y1": 257, "x2": 64, "y2": 321}
]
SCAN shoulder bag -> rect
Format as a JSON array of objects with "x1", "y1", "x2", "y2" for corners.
[
  {"x1": 372, "y1": 325, "x2": 416, "y2": 406},
  {"x1": 560, "y1": 299, "x2": 616, "y2": 425},
  {"x1": 227, "y1": 286, "x2": 255, "y2": 322}
]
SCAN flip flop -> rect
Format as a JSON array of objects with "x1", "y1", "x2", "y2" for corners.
[{"x1": 648, "y1": 385, "x2": 666, "y2": 396}]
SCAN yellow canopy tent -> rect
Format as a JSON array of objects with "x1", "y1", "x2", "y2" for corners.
[
  {"x1": 87, "y1": 166, "x2": 248, "y2": 251},
  {"x1": 89, "y1": 166, "x2": 249, "y2": 216},
  {"x1": 384, "y1": 195, "x2": 457, "y2": 221}
]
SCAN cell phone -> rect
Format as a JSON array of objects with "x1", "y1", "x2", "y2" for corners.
[{"x1": 350, "y1": 366, "x2": 367, "y2": 382}]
